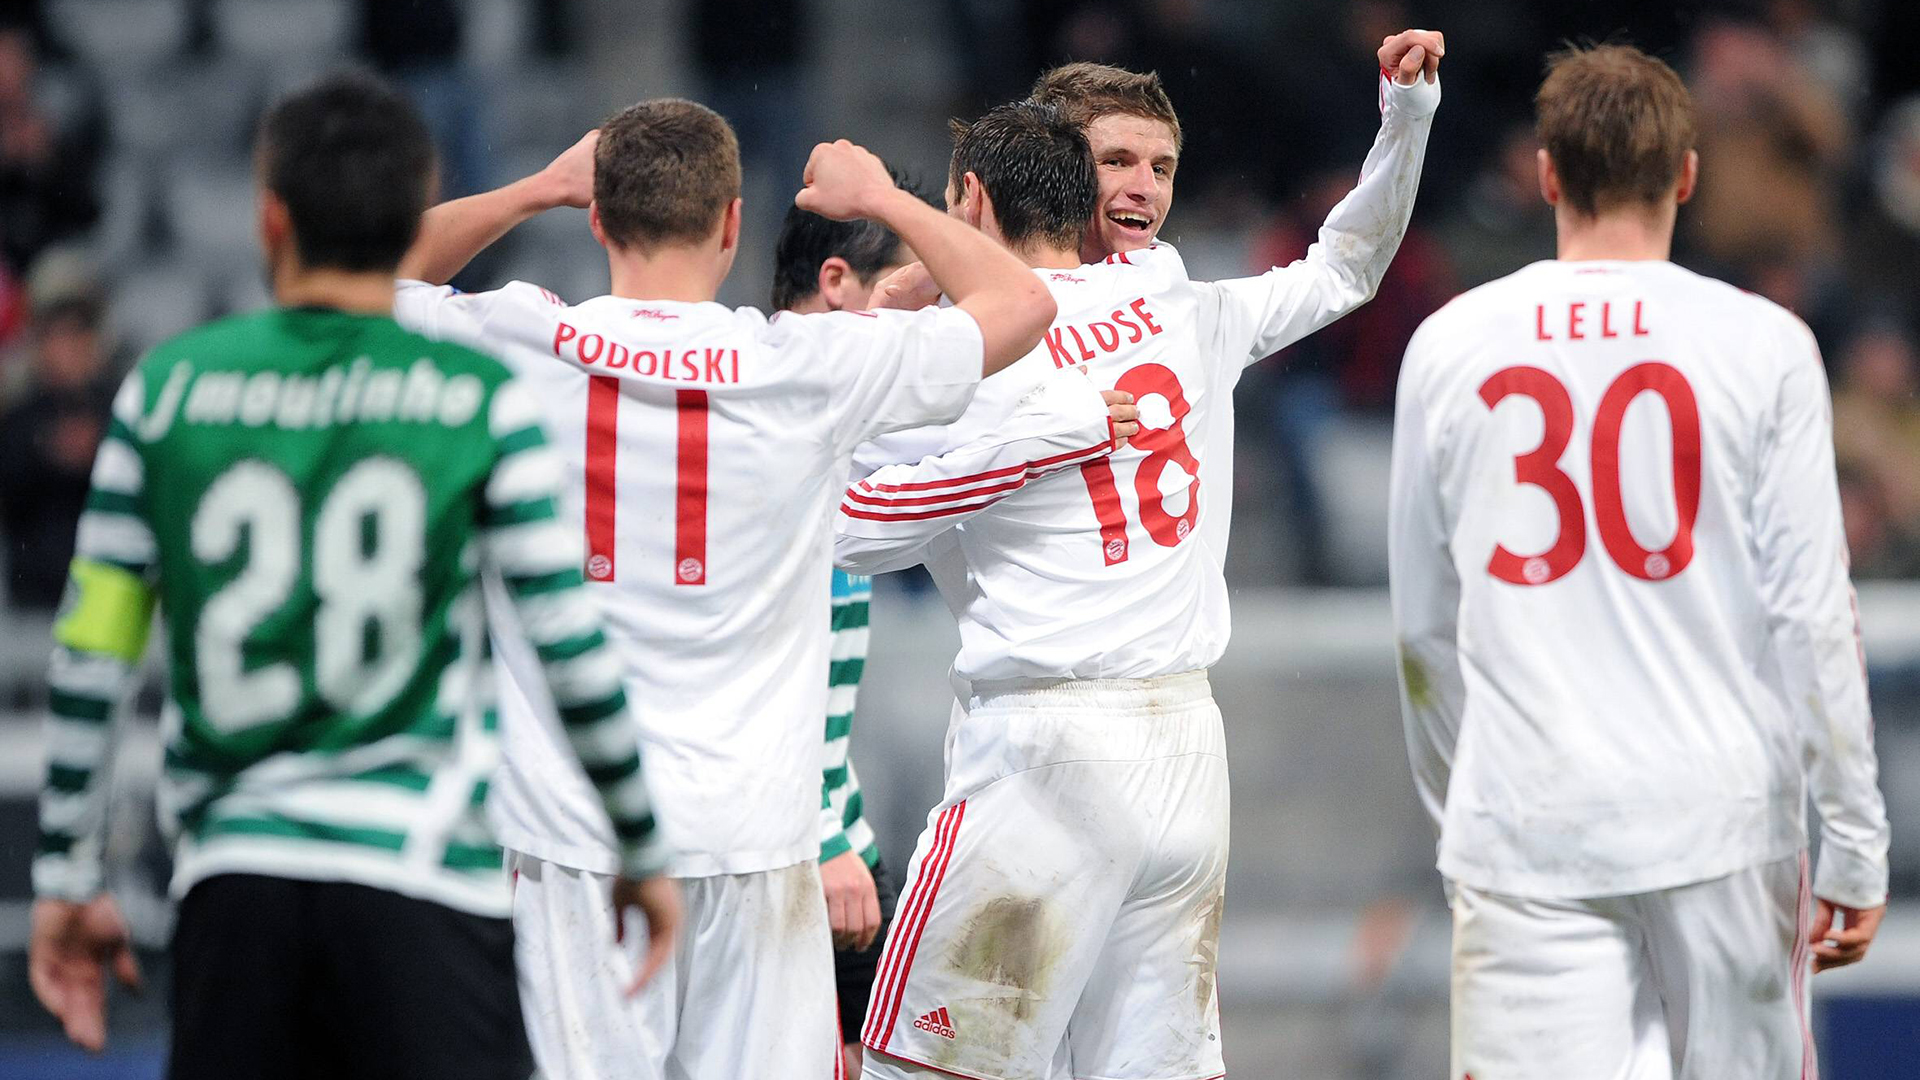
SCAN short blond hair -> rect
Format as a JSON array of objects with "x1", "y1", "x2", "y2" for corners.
[{"x1": 1535, "y1": 44, "x2": 1696, "y2": 215}]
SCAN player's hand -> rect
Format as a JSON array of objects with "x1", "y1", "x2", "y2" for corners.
[
  {"x1": 1810, "y1": 898, "x2": 1885, "y2": 972},
  {"x1": 1379, "y1": 29, "x2": 1444, "y2": 86},
  {"x1": 1104, "y1": 390, "x2": 1140, "y2": 448},
  {"x1": 611, "y1": 874, "x2": 683, "y2": 995},
  {"x1": 535, "y1": 129, "x2": 600, "y2": 210},
  {"x1": 821, "y1": 850, "x2": 883, "y2": 951},
  {"x1": 796, "y1": 140, "x2": 897, "y2": 222},
  {"x1": 29, "y1": 895, "x2": 142, "y2": 1053},
  {"x1": 871, "y1": 261, "x2": 941, "y2": 310}
]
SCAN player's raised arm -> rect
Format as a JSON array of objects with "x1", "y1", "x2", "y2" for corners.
[
  {"x1": 796, "y1": 140, "x2": 1055, "y2": 376},
  {"x1": 476, "y1": 378, "x2": 681, "y2": 988},
  {"x1": 29, "y1": 373, "x2": 155, "y2": 1051},
  {"x1": 1386, "y1": 329, "x2": 1465, "y2": 847},
  {"x1": 398, "y1": 130, "x2": 600, "y2": 285},
  {"x1": 1201, "y1": 30, "x2": 1443, "y2": 366},
  {"x1": 1751, "y1": 319, "x2": 1891, "y2": 968}
]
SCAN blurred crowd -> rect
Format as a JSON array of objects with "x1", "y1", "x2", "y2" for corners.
[{"x1": 4, "y1": 0, "x2": 1920, "y2": 605}]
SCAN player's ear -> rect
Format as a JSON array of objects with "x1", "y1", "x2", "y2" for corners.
[
  {"x1": 1674, "y1": 149, "x2": 1699, "y2": 206},
  {"x1": 1536, "y1": 148, "x2": 1560, "y2": 208},
  {"x1": 588, "y1": 201, "x2": 608, "y2": 248},
  {"x1": 258, "y1": 189, "x2": 294, "y2": 265},
  {"x1": 962, "y1": 171, "x2": 988, "y2": 231},
  {"x1": 816, "y1": 257, "x2": 853, "y2": 310},
  {"x1": 720, "y1": 198, "x2": 743, "y2": 253}
]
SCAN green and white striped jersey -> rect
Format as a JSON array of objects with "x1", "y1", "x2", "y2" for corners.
[
  {"x1": 821, "y1": 569, "x2": 877, "y2": 867},
  {"x1": 34, "y1": 306, "x2": 663, "y2": 917}
]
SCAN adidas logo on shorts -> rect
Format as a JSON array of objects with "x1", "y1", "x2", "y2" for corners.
[{"x1": 913, "y1": 1007, "x2": 957, "y2": 1040}]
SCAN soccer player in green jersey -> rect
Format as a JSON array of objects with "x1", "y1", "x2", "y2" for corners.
[{"x1": 27, "y1": 75, "x2": 679, "y2": 1079}]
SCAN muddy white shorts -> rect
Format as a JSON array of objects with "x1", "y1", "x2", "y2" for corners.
[
  {"x1": 861, "y1": 671, "x2": 1230, "y2": 1080},
  {"x1": 509, "y1": 853, "x2": 842, "y2": 1080},
  {"x1": 1450, "y1": 853, "x2": 1815, "y2": 1080}
]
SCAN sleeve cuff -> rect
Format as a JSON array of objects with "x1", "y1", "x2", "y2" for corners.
[
  {"x1": 820, "y1": 832, "x2": 853, "y2": 863},
  {"x1": 33, "y1": 853, "x2": 104, "y2": 903},
  {"x1": 617, "y1": 835, "x2": 673, "y2": 880},
  {"x1": 1380, "y1": 70, "x2": 1441, "y2": 121},
  {"x1": 1813, "y1": 842, "x2": 1890, "y2": 910}
]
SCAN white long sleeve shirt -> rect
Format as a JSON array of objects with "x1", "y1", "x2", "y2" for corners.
[
  {"x1": 1389, "y1": 259, "x2": 1890, "y2": 907},
  {"x1": 397, "y1": 281, "x2": 983, "y2": 877},
  {"x1": 839, "y1": 71, "x2": 1440, "y2": 684}
]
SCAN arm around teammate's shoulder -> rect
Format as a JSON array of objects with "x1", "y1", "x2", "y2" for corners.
[{"x1": 795, "y1": 142, "x2": 1055, "y2": 376}]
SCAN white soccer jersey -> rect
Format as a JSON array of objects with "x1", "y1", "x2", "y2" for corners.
[
  {"x1": 838, "y1": 72, "x2": 1439, "y2": 683},
  {"x1": 397, "y1": 281, "x2": 983, "y2": 877},
  {"x1": 1389, "y1": 259, "x2": 1891, "y2": 908}
]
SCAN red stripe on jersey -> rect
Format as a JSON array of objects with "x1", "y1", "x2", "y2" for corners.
[
  {"x1": 840, "y1": 498, "x2": 1003, "y2": 523},
  {"x1": 845, "y1": 474, "x2": 1032, "y2": 508},
  {"x1": 674, "y1": 389, "x2": 709, "y2": 586},
  {"x1": 860, "y1": 442, "x2": 1115, "y2": 495},
  {"x1": 584, "y1": 376, "x2": 620, "y2": 581},
  {"x1": 867, "y1": 801, "x2": 966, "y2": 1048},
  {"x1": 1794, "y1": 851, "x2": 1817, "y2": 1080},
  {"x1": 1079, "y1": 457, "x2": 1130, "y2": 565}
]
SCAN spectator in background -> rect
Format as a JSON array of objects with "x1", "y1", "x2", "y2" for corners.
[
  {"x1": 1846, "y1": 95, "x2": 1920, "y2": 317},
  {"x1": 359, "y1": 0, "x2": 485, "y2": 200},
  {"x1": 0, "y1": 27, "x2": 100, "y2": 279},
  {"x1": 1683, "y1": 19, "x2": 1850, "y2": 287},
  {"x1": 1436, "y1": 120, "x2": 1554, "y2": 289},
  {"x1": 1239, "y1": 170, "x2": 1454, "y2": 583},
  {"x1": 0, "y1": 293, "x2": 114, "y2": 610},
  {"x1": 1832, "y1": 319, "x2": 1920, "y2": 578}
]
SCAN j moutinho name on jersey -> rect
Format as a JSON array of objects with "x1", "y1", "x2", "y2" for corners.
[
  {"x1": 552, "y1": 322, "x2": 742, "y2": 384},
  {"x1": 168, "y1": 357, "x2": 488, "y2": 430}
]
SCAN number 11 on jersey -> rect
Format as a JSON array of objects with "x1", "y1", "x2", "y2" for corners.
[{"x1": 584, "y1": 377, "x2": 710, "y2": 585}]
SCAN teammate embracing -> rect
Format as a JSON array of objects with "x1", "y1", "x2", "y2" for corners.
[
  {"x1": 391, "y1": 101, "x2": 1058, "y2": 1079},
  {"x1": 837, "y1": 29, "x2": 1442, "y2": 1079},
  {"x1": 1390, "y1": 44, "x2": 1889, "y2": 1080}
]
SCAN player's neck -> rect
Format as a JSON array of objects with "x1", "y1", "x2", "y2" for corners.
[
  {"x1": 1554, "y1": 204, "x2": 1676, "y2": 263},
  {"x1": 274, "y1": 266, "x2": 397, "y2": 316},
  {"x1": 1011, "y1": 239, "x2": 1083, "y2": 270},
  {"x1": 606, "y1": 246, "x2": 727, "y2": 304}
]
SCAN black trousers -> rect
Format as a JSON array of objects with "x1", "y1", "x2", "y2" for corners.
[{"x1": 169, "y1": 873, "x2": 535, "y2": 1080}]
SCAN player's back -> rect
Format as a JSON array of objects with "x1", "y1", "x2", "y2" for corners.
[
  {"x1": 855, "y1": 246, "x2": 1234, "y2": 683},
  {"x1": 1399, "y1": 259, "x2": 1843, "y2": 897},
  {"x1": 106, "y1": 307, "x2": 526, "y2": 907},
  {"x1": 397, "y1": 280, "x2": 981, "y2": 874}
]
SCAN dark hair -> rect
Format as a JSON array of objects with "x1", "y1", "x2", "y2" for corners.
[
  {"x1": 770, "y1": 176, "x2": 924, "y2": 311},
  {"x1": 1536, "y1": 43, "x2": 1696, "y2": 216},
  {"x1": 1029, "y1": 62, "x2": 1183, "y2": 151},
  {"x1": 256, "y1": 73, "x2": 435, "y2": 273},
  {"x1": 948, "y1": 101, "x2": 1097, "y2": 252},
  {"x1": 595, "y1": 98, "x2": 742, "y2": 251}
]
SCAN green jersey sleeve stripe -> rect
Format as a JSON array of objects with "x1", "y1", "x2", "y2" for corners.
[
  {"x1": 442, "y1": 842, "x2": 506, "y2": 871},
  {"x1": 555, "y1": 692, "x2": 625, "y2": 731},
  {"x1": 45, "y1": 764, "x2": 91, "y2": 793},
  {"x1": 49, "y1": 689, "x2": 114, "y2": 724},
  {"x1": 820, "y1": 833, "x2": 853, "y2": 862},
  {"x1": 828, "y1": 658, "x2": 865, "y2": 686},
  {"x1": 83, "y1": 489, "x2": 141, "y2": 518},
  {"x1": 825, "y1": 712, "x2": 853, "y2": 742},
  {"x1": 349, "y1": 764, "x2": 435, "y2": 792},
  {"x1": 823, "y1": 763, "x2": 849, "y2": 789},
  {"x1": 505, "y1": 568, "x2": 584, "y2": 599},
  {"x1": 582, "y1": 752, "x2": 642, "y2": 787},
  {"x1": 201, "y1": 813, "x2": 407, "y2": 852},
  {"x1": 830, "y1": 601, "x2": 871, "y2": 634},
  {"x1": 483, "y1": 497, "x2": 556, "y2": 528},
  {"x1": 495, "y1": 425, "x2": 545, "y2": 459},
  {"x1": 534, "y1": 629, "x2": 608, "y2": 665}
]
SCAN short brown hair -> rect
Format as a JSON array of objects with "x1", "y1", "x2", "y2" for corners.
[
  {"x1": 1029, "y1": 62, "x2": 1182, "y2": 151},
  {"x1": 1535, "y1": 44, "x2": 1696, "y2": 216},
  {"x1": 594, "y1": 99, "x2": 741, "y2": 250},
  {"x1": 948, "y1": 101, "x2": 1098, "y2": 251}
]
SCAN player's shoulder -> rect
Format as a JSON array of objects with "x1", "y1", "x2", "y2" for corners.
[{"x1": 1100, "y1": 240, "x2": 1191, "y2": 286}]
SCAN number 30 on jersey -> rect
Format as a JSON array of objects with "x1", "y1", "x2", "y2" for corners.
[{"x1": 1480, "y1": 361, "x2": 1701, "y2": 586}]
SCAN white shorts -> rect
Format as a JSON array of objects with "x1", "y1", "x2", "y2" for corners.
[
  {"x1": 1451, "y1": 853, "x2": 1815, "y2": 1080},
  {"x1": 862, "y1": 672, "x2": 1230, "y2": 1080},
  {"x1": 509, "y1": 852, "x2": 842, "y2": 1080}
]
